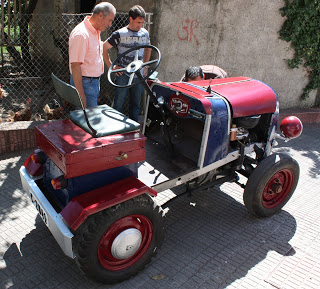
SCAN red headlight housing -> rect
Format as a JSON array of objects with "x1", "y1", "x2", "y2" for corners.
[{"x1": 280, "y1": 116, "x2": 303, "y2": 139}]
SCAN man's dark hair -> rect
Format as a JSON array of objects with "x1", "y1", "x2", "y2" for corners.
[
  {"x1": 184, "y1": 66, "x2": 204, "y2": 81},
  {"x1": 129, "y1": 5, "x2": 146, "y2": 20}
]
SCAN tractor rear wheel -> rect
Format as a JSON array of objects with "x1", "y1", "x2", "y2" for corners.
[
  {"x1": 243, "y1": 153, "x2": 299, "y2": 217},
  {"x1": 73, "y1": 195, "x2": 165, "y2": 284}
]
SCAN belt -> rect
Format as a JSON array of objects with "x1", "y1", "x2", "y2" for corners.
[{"x1": 82, "y1": 76, "x2": 100, "y2": 79}]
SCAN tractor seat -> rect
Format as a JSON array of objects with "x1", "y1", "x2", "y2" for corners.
[
  {"x1": 51, "y1": 73, "x2": 140, "y2": 137},
  {"x1": 69, "y1": 105, "x2": 140, "y2": 137}
]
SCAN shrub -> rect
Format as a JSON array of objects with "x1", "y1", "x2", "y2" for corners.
[{"x1": 279, "y1": 0, "x2": 320, "y2": 100}]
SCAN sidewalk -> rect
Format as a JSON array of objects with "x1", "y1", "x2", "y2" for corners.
[
  {"x1": 279, "y1": 108, "x2": 320, "y2": 124},
  {"x1": 0, "y1": 124, "x2": 320, "y2": 289},
  {"x1": 1, "y1": 107, "x2": 320, "y2": 155}
]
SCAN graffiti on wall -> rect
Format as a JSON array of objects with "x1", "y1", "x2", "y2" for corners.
[{"x1": 177, "y1": 19, "x2": 200, "y2": 46}]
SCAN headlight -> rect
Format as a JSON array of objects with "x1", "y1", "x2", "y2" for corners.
[{"x1": 280, "y1": 116, "x2": 303, "y2": 139}]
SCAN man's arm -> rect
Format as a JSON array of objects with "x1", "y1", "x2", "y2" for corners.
[
  {"x1": 143, "y1": 47, "x2": 152, "y2": 76},
  {"x1": 70, "y1": 62, "x2": 86, "y2": 108},
  {"x1": 103, "y1": 40, "x2": 123, "y2": 76},
  {"x1": 143, "y1": 47, "x2": 151, "y2": 63},
  {"x1": 103, "y1": 41, "x2": 113, "y2": 69}
]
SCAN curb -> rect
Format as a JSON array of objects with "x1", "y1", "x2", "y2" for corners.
[
  {"x1": 1, "y1": 109, "x2": 319, "y2": 155},
  {"x1": 0, "y1": 121, "x2": 44, "y2": 155},
  {"x1": 279, "y1": 108, "x2": 320, "y2": 124}
]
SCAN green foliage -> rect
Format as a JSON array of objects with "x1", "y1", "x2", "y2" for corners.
[
  {"x1": 279, "y1": 0, "x2": 320, "y2": 100},
  {"x1": 2, "y1": 0, "x2": 28, "y2": 15},
  {"x1": 2, "y1": 0, "x2": 28, "y2": 41}
]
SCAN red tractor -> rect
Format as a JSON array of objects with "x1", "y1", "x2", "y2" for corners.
[{"x1": 20, "y1": 45, "x2": 302, "y2": 283}]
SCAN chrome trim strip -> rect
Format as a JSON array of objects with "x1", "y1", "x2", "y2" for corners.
[
  {"x1": 207, "y1": 95, "x2": 232, "y2": 135},
  {"x1": 198, "y1": 114, "x2": 212, "y2": 168},
  {"x1": 152, "y1": 143, "x2": 264, "y2": 193},
  {"x1": 265, "y1": 101, "x2": 279, "y2": 157},
  {"x1": 19, "y1": 166, "x2": 75, "y2": 259},
  {"x1": 189, "y1": 109, "x2": 206, "y2": 118},
  {"x1": 222, "y1": 96, "x2": 232, "y2": 135}
]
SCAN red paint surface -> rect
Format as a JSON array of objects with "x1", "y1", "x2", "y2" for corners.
[
  {"x1": 23, "y1": 152, "x2": 43, "y2": 177},
  {"x1": 35, "y1": 120, "x2": 146, "y2": 178},
  {"x1": 209, "y1": 79, "x2": 277, "y2": 117},
  {"x1": 169, "y1": 94, "x2": 191, "y2": 117},
  {"x1": 151, "y1": 81, "x2": 213, "y2": 114},
  {"x1": 60, "y1": 176, "x2": 157, "y2": 231},
  {"x1": 280, "y1": 116, "x2": 303, "y2": 138},
  {"x1": 175, "y1": 76, "x2": 251, "y2": 88},
  {"x1": 98, "y1": 214, "x2": 153, "y2": 270},
  {"x1": 171, "y1": 77, "x2": 277, "y2": 118},
  {"x1": 262, "y1": 169, "x2": 294, "y2": 209}
]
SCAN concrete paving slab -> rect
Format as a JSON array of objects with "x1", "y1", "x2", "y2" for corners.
[{"x1": 0, "y1": 124, "x2": 319, "y2": 288}]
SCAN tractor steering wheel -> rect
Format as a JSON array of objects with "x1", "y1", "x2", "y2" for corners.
[{"x1": 107, "y1": 44, "x2": 161, "y2": 89}]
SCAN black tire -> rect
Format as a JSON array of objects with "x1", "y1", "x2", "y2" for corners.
[
  {"x1": 243, "y1": 153, "x2": 299, "y2": 217},
  {"x1": 73, "y1": 195, "x2": 165, "y2": 284}
]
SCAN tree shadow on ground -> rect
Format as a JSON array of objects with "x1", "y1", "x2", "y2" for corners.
[{"x1": 0, "y1": 149, "x2": 33, "y2": 224}]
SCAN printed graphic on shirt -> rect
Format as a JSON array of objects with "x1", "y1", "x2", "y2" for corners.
[{"x1": 108, "y1": 27, "x2": 150, "y2": 70}]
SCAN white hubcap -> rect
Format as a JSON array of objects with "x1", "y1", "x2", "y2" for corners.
[{"x1": 111, "y1": 228, "x2": 142, "y2": 259}]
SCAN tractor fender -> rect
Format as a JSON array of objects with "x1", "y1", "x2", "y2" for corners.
[{"x1": 60, "y1": 176, "x2": 157, "y2": 231}]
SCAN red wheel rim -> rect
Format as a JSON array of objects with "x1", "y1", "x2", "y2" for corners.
[
  {"x1": 262, "y1": 169, "x2": 294, "y2": 208},
  {"x1": 98, "y1": 215, "x2": 153, "y2": 271}
]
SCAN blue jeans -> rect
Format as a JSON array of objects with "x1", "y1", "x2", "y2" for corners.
[
  {"x1": 70, "y1": 75, "x2": 100, "y2": 108},
  {"x1": 113, "y1": 74, "x2": 143, "y2": 122}
]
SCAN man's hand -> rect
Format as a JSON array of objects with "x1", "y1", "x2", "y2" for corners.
[
  {"x1": 143, "y1": 66, "x2": 149, "y2": 77},
  {"x1": 112, "y1": 65, "x2": 124, "y2": 76},
  {"x1": 103, "y1": 41, "x2": 125, "y2": 77},
  {"x1": 70, "y1": 62, "x2": 86, "y2": 108}
]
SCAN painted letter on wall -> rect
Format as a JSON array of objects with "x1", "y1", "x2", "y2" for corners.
[{"x1": 177, "y1": 19, "x2": 199, "y2": 46}]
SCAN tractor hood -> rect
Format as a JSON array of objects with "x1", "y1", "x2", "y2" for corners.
[{"x1": 170, "y1": 77, "x2": 278, "y2": 118}]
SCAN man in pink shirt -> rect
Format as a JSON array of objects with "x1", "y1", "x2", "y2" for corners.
[{"x1": 69, "y1": 2, "x2": 116, "y2": 108}]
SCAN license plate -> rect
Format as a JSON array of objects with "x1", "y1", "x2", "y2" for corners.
[{"x1": 29, "y1": 190, "x2": 49, "y2": 226}]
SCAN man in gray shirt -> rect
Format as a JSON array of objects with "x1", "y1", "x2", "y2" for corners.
[{"x1": 104, "y1": 5, "x2": 151, "y2": 122}]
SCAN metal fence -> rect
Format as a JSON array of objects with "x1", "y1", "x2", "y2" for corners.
[{"x1": 0, "y1": 12, "x2": 153, "y2": 121}]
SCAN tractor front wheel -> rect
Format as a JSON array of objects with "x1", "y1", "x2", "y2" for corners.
[
  {"x1": 73, "y1": 195, "x2": 165, "y2": 284},
  {"x1": 243, "y1": 153, "x2": 299, "y2": 217}
]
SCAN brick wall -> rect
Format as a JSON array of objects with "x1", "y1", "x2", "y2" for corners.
[
  {"x1": 0, "y1": 121, "x2": 45, "y2": 154},
  {"x1": 0, "y1": 109, "x2": 319, "y2": 155}
]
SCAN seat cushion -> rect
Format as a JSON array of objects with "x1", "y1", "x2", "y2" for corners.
[{"x1": 69, "y1": 104, "x2": 140, "y2": 137}]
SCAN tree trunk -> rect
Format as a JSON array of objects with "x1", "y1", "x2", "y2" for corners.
[
  {"x1": 3, "y1": 32, "x2": 22, "y2": 67},
  {"x1": 315, "y1": 89, "x2": 320, "y2": 107},
  {"x1": 18, "y1": 0, "x2": 39, "y2": 75}
]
